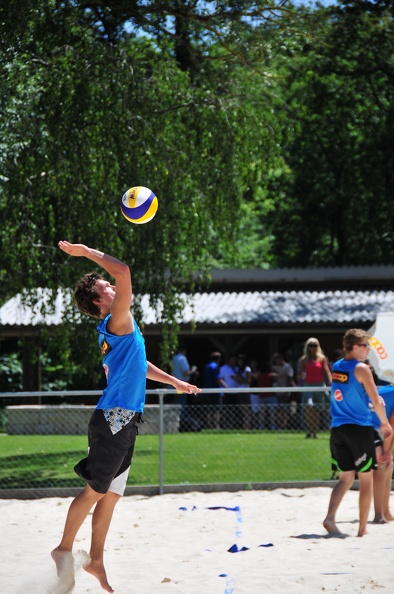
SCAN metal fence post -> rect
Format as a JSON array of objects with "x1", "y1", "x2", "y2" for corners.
[{"x1": 158, "y1": 391, "x2": 165, "y2": 495}]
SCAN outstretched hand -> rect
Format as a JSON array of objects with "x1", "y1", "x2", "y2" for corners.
[
  {"x1": 58, "y1": 241, "x2": 89, "y2": 257},
  {"x1": 173, "y1": 379, "x2": 201, "y2": 395}
]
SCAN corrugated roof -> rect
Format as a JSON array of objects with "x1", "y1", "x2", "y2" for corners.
[
  {"x1": 0, "y1": 289, "x2": 73, "y2": 326},
  {"x1": 2, "y1": 288, "x2": 394, "y2": 327},
  {"x1": 140, "y1": 290, "x2": 394, "y2": 325}
]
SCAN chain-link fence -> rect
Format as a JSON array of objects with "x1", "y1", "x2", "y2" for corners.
[{"x1": 0, "y1": 388, "x2": 335, "y2": 498}]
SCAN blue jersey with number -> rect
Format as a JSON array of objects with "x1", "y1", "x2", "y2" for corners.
[
  {"x1": 96, "y1": 314, "x2": 148, "y2": 412},
  {"x1": 330, "y1": 358, "x2": 372, "y2": 428},
  {"x1": 371, "y1": 384, "x2": 394, "y2": 429}
]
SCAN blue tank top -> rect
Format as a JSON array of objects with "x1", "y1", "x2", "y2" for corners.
[
  {"x1": 95, "y1": 315, "x2": 148, "y2": 412},
  {"x1": 371, "y1": 384, "x2": 394, "y2": 429},
  {"x1": 330, "y1": 358, "x2": 372, "y2": 428}
]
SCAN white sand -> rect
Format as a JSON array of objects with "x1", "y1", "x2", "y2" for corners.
[{"x1": 1, "y1": 487, "x2": 394, "y2": 594}]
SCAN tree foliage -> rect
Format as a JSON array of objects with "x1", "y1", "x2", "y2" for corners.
[
  {"x1": 1, "y1": 0, "x2": 394, "y2": 386},
  {"x1": 0, "y1": 0, "x2": 284, "y2": 377},
  {"x1": 269, "y1": 0, "x2": 394, "y2": 266}
]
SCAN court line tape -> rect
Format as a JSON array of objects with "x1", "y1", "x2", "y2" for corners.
[{"x1": 179, "y1": 504, "x2": 274, "y2": 593}]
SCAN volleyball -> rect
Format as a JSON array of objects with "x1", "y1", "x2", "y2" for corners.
[{"x1": 120, "y1": 186, "x2": 158, "y2": 224}]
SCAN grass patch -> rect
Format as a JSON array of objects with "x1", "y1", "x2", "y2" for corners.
[
  {"x1": 0, "y1": 431, "x2": 332, "y2": 490},
  {"x1": 156, "y1": 431, "x2": 331, "y2": 484}
]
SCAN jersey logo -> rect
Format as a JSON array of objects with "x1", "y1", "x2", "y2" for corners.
[
  {"x1": 101, "y1": 339, "x2": 112, "y2": 356},
  {"x1": 332, "y1": 371, "x2": 349, "y2": 384},
  {"x1": 334, "y1": 389, "x2": 343, "y2": 401}
]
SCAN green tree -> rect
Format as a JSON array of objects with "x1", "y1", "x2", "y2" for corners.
[
  {"x1": 269, "y1": 1, "x2": 394, "y2": 266},
  {"x1": 0, "y1": 1, "x2": 286, "y2": 378}
]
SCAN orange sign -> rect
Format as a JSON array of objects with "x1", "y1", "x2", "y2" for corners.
[{"x1": 370, "y1": 336, "x2": 388, "y2": 360}]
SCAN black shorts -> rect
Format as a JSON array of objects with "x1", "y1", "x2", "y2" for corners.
[
  {"x1": 330, "y1": 424, "x2": 377, "y2": 473},
  {"x1": 74, "y1": 409, "x2": 140, "y2": 494}
]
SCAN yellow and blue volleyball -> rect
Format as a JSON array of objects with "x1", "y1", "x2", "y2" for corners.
[{"x1": 120, "y1": 186, "x2": 158, "y2": 224}]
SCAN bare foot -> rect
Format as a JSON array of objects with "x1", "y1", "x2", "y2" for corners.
[
  {"x1": 323, "y1": 518, "x2": 344, "y2": 536},
  {"x1": 357, "y1": 528, "x2": 368, "y2": 537},
  {"x1": 51, "y1": 547, "x2": 75, "y2": 594},
  {"x1": 84, "y1": 558, "x2": 114, "y2": 592},
  {"x1": 373, "y1": 516, "x2": 388, "y2": 524},
  {"x1": 384, "y1": 513, "x2": 394, "y2": 521}
]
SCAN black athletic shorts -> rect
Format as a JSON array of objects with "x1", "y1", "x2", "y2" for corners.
[
  {"x1": 74, "y1": 409, "x2": 141, "y2": 494},
  {"x1": 330, "y1": 424, "x2": 377, "y2": 474}
]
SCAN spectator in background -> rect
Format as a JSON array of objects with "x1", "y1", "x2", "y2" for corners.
[
  {"x1": 232, "y1": 354, "x2": 252, "y2": 428},
  {"x1": 171, "y1": 344, "x2": 198, "y2": 384},
  {"x1": 203, "y1": 352, "x2": 227, "y2": 429},
  {"x1": 299, "y1": 338, "x2": 332, "y2": 439},
  {"x1": 271, "y1": 353, "x2": 296, "y2": 429},
  {"x1": 249, "y1": 359, "x2": 262, "y2": 428},
  {"x1": 219, "y1": 354, "x2": 239, "y2": 428},
  {"x1": 171, "y1": 344, "x2": 199, "y2": 431},
  {"x1": 251, "y1": 360, "x2": 277, "y2": 430},
  {"x1": 220, "y1": 354, "x2": 239, "y2": 400}
]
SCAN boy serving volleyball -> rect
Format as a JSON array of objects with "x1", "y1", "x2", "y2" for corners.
[{"x1": 52, "y1": 241, "x2": 200, "y2": 593}]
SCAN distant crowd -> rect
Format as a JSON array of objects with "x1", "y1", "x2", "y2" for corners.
[{"x1": 168, "y1": 338, "x2": 358, "y2": 435}]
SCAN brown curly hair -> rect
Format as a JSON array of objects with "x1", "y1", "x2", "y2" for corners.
[{"x1": 74, "y1": 272, "x2": 104, "y2": 318}]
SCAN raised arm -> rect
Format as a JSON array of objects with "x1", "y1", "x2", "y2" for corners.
[{"x1": 58, "y1": 241, "x2": 133, "y2": 334}]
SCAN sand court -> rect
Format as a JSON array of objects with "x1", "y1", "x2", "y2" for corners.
[{"x1": 1, "y1": 487, "x2": 394, "y2": 593}]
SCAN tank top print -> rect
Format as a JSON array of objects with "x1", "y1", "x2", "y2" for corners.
[{"x1": 330, "y1": 358, "x2": 372, "y2": 428}]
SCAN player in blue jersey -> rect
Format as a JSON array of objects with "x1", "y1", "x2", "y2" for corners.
[
  {"x1": 323, "y1": 329, "x2": 392, "y2": 537},
  {"x1": 370, "y1": 384, "x2": 394, "y2": 523},
  {"x1": 52, "y1": 241, "x2": 200, "y2": 593}
]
